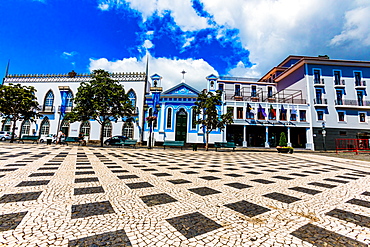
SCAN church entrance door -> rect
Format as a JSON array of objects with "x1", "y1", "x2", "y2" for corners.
[{"x1": 175, "y1": 109, "x2": 187, "y2": 142}]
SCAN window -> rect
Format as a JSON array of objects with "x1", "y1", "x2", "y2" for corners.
[
  {"x1": 299, "y1": 110, "x2": 306, "y2": 121},
  {"x1": 354, "y1": 71, "x2": 362, "y2": 86},
  {"x1": 338, "y1": 111, "x2": 345, "y2": 122},
  {"x1": 317, "y1": 111, "x2": 324, "y2": 121},
  {"x1": 210, "y1": 80, "x2": 215, "y2": 90},
  {"x1": 166, "y1": 108, "x2": 172, "y2": 129},
  {"x1": 290, "y1": 111, "x2": 297, "y2": 121},
  {"x1": 280, "y1": 109, "x2": 287, "y2": 121},
  {"x1": 359, "y1": 113, "x2": 366, "y2": 122},
  {"x1": 227, "y1": 107, "x2": 234, "y2": 118},
  {"x1": 2, "y1": 118, "x2": 11, "y2": 131},
  {"x1": 251, "y1": 85, "x2": 257, "y2": 97},
  {"x1": 237, "y1": 107, "x2": 243, "y2": 119},
  {"x1": 334, "y1": 71, "x2": 341, "y2": 85},
  {"x1": 357, "y1": 91, "x2": 364, "y2": 106},
  {"x1": 192, "y1": 110, "x2": 197, "y2": 129},
  {"x1": 44, "y1": 91, "x2": 54, "y2": 111},
  {"x1": 80, "y1": 121, "x2": 90, "y2": 138},
  {"x1": 21, "y1": 120, "x2": 30, "y2": 136},
  {"x1": 315, "y1": 89, "x2": 322, "y2": 104},
  {"x1": 314, "y1": 69, "x2": 321, "y2": 84},
  {"x1": 258, "y1": 108, "x2": 266, "y2": 120},
  {"x1": 128, "y1": 90, "x2": 136, "y2": 109},
  {"x1": 340, "y1": 131, "x2": 347, "y2": 136},
  {"x1": 235, "y1": 85, "x2": 241, "y2": 96},
  {"x1": 268, "y1": 87, "x2": 273, "y2": 98},
  {"x1": 103, "y1": 121, "x2": 112, "y2": 138},
  {"x1": 218, "y1": 83, "x2": 224, "y2": 91},
  {"x1": 40, "y1": 118, "x2": 50, "y2": 135},
  {"x1": 336, "y1": 90, "x2": 343, "y2": 105},
  {"x1": 246, "y1": 111, "x2": 254, "y2": 119},
  {"x1": 122, "y1": 122, "x2": 134, "y2": 138}
]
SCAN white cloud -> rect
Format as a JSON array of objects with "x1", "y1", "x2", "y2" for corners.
[
  {"x1": 98, "y1": 3, "x2": 110, "y2": 11},
  {"x1": 330, "y1": 4, "x2": 370, "y2": 46},
  {"x1": 61, "y1": 51, "x2": 78, "y2": 59},
  {"x1": 143, "y1": 40, "x2": 154, "y2": 49},
  {"x1": 89, "y1": 55, "x2": 217, "y2": 90}
]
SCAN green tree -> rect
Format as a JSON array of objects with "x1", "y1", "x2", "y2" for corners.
[
  {"x1": 65, "y1": 70, "x2": 134, "y2": 147},
  {"x1": 279, "y1": 132, "x2": 288, "y2": 146},
  {"x1": 0, "y1": 83, "x2": 41, "y2": 143},
  {"x1": 192, "y1": 90, "x2": 233, "y2": 151}
]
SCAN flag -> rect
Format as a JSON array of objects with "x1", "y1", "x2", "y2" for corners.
[
  {"x1": 269, "y1": 105, "x2": 276, "y2": 118},
  {"x1": 281, "y1": 105, "x2": 286, "y2": 113},
  {"x1": 291, "y1": 105, "x2": 297, "y2": 115},
  {"x1": 258, "y1": 104, "x2": 267, "y2": 117},
  {"x1": 247, "y1": 103, "x2": 252, "y2": 113},
  {"x1": 59, "y1": 91, "x2": 68, "y2": 117}
]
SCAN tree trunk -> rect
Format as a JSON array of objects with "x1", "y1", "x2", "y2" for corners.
[
  {"x1": 205, "y1": 128, "x2": 209, "y2": 151},
  {"x1": 10, "y1": 119, "x2": 17, "y2": 143},
  {"x1": 100, "y1": 122, "x2": 105, "y2": 147}
]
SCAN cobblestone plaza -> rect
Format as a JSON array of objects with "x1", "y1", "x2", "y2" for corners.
[{"x1": 0, "y1": 144, "x2": 369, "y2": 246}]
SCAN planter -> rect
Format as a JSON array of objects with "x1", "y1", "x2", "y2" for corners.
[{"x1": 276, "y1": 146, "x2": 294, "y2": 154}]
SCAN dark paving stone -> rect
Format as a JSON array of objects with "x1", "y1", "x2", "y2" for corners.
[
  {"x1": 251, "y1": 179, "x2": 275, "y2": 184},
  {"x1": 134, "y1": 165, "x2": 147, "y2": 168},
  {"x1": 289, "y1": 187, "x2": 322, "y2": 195},
  {"x1": 225, "y1": 183, "x2": 252, "y2": 189},
  {"x1": 152, "y1": 173, "x2": 172, "y2": 177},
  {"x1": 142, "y1": 168, "x2": 157, "y2": 172},
  {"x1": 326, "y1": 208, "x2": 370, "y2": 228},
  {"x1": 75, "y1": 171, "x2": 95, "y2": 175},
  {"x1": 167, "y1": 167, "x2": 181, "y2": 170},
  {"x1": 76, "y1": 162, "x2": 90, "y2": 165},
  {"x1": 335, "y1": 175, "x2": 359, "y2": 180},
  {"x1": 307, "y1": 182, "x2": 337, "y2": 189},
  {"x1": 38, "y1": 167, "x2": 59, "y2": 170},
  {"x1": 0, "y1": 168, "x2": 18, "y2": 172},
  {"x1": 263, "y1": 192, "x2": 301, "y2": 204},
  {"x1": 346, "y1": 198, "x2": 370, "y2": 208},
  {"x1": 44, "y1": 163, "x2": 61, "y2": 166},
  {"x1": 199, "y1": 176, "x2": 221, "y2": 181},
  {"x1": 362, "y1": 191, "x2": 370, "y2": 196},
  {"x1": 188, "y1": 187, "x2": 221, "y2": 196},
  {"x1": 272, "y1": 176, "x2": 294, "y2": 180},
  {"x1": 323, "y1": 178, "x2": 349, "y2": 184},
  {"x1": 0, "y1": 191, "x2": 42, "y2": 203},
  {"x1": 302, "y1": 171, "x2": 320, "y2": 174},
  {"x1": 344, "y1": 173, "x2": 365, "y2": 177},
  {"x1": 245, "y1": 171, "x2": 263, "y2": 175},
  {"x1": 75, "y1": 177, "x2": 99, "y2": 183},
  {"x1": 225, "y1": 173, "x2": 244, "y2": 177},
  {"x1": 68, "y1": 229, "x2": 132, "y2": 246},
  {"x1": 111, "y1": 170, "x2": 129, "y2": 173},
  {"x1": 181, "y1": 171, "x2": 198, "y2": 174},
  {"x1": 76, "y1": 166, "x2": 93, "y2": 169},
  {"x1": 16, "y1": 180, "x2": 49, "y2": 187},
  {"x1": 6, "y1": 164, "x2": 27, "y2": 166},
  {"x1": 290, "y1": 223, "x2": 367, "y2": 247},
  {"x1": 118, "y1": 175, "x2": 139, "y2": 180},
  {"x1": 166, "y1": 212, "x2": 222, "y2": 239},
  {"x1": 29, "y1": 172, "x2": 54, "y2": 177},
  {"x1": 262, "y1": 169, "x2": 278, "y2": 172},
  {"x1": 126, "y1": 182, "x2": 154, "y2": 189},
  {"x1": 224, "y1": 200, "x2": 270, "y2": 217},
  {"x1": 0, "y1": 212, "x2": 28, "y2": 232},
  {"x1": 140, "y1": 193, "x2": 177, "y2": 207},
  {"x1": 224, "y1": 168, "x2": 239, "y2": 171},
  {"x1": 289, "y1": 173, "x2": 308, "y2": 177},
  {"x1": 204, "y1": 170, "x2": 220, "y2": 173},
  {"x1": 71, "y1": 201, "x2": 115, "y2": 219},
  {"x1": 107, "y1": 165, "x2": 121, "y2": 169},
  {"x1": 74, "y1": 186, "x2": 105, "y2": 195},
  {"x1": 167, "y1": 179, "x2": 192, "y2": 184}
]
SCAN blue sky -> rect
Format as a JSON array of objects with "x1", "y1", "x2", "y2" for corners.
[{"x1": 1, "y1": 0, "x2": 370, "y2": 90}]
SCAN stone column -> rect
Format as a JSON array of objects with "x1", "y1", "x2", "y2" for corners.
[
  {"x1": 287, "y1": 127, "x2": 292, "y2": 147},
  {"x1": 265, "y1": 126, "x2": 270, "y2": 148},
  {"x1": 243, "y1": 125, "x2": 247, "y2": 147}
]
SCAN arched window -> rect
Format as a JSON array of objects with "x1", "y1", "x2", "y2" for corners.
[
  {"x1": 192, "y1": 109, "x2": 197, "y2": 129},
  {"x1": 40, "y1": 118, "x2": 50, "y2": 136},
  {"x1": 128, "y1": 90, "x2": 136, "y2": 109},
  {"x1": 61, "y1": 120, "x2": 70, "y2": 136},
  {"x1": 66, "y1": 91, "x2": 73, "y2": 107},
  {"x1": 21, "y1": 120, "x2": 31, "y2": 136},
  {"x1": 2, "y1": 118, "x2": 11, "y2": 131},
  {"x1": 122, "y1": 122, "x2": 134, "y2": 139},
  {"x1": 44, "y1": 90, "x2": 54, "y2": 111},
  {"x1": 80, "y1": 121, "x2": 90, "y2": 138},
  {"x1": 166, "y1": 108, "x2": 172, "y2": 129},
  {"x1": 103, "y1": 121, "x2": 112, "y2": 138}
]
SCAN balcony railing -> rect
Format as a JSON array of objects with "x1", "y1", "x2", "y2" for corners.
[
  {"x1": 335, "y1": 99, "x2": 370, "y2": 106},
  {"x1": 313, "y1": 98, "x2": 327, "y2": 105},
  {"x1": 314, "y1": 78, "x2": 325, "y2": 85},
  {"x1": 58, "y1": 106, "x2": 73, "y2": 113},
  {"x1": 334, "y1": 79, "x2": 346, "y2": 86},
  {"x1": 355, "y1": 81, "x2": 367, "y2": 87},
  {"x1": 39, "y1": 105, "x2": 55, "y2": 112}
]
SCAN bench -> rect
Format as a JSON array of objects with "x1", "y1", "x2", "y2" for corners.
[
  {"x1": 63, "y1": 137, "x2": 81, "y2": 146},
  {"x1": 214, "y1": 142, "x2": 236, "y2": 151},
  {"x1": 18, "y1": 135, "x2": 39, "y2": 144},
  {"x1": 163, "y1": 141, "x2": 185, "y2": 150}
]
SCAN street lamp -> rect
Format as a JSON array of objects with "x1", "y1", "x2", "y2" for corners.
[{"x1": 322, "y1": 121, "x2": 326, "y2": 151}]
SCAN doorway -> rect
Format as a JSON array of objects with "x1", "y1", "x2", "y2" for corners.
[{"x1": 175, "y1": 108, "x2": 187, "y2": 142}]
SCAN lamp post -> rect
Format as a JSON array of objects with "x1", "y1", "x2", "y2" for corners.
[{"x1": 322, "y1": 121, "x2": 326, "y2": 151}]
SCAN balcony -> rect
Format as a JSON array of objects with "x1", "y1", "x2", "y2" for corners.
[
  {"x1": 314, "y1": 78, "x2": 325, "y2": 86},
  {"x1": 58, "y1": 106, "x2": 73, "y2": 113},
  {"x1": 39, "y1": 105, "x2": 55, "y2": 113},
  {"x1": 334, "y1": 79, "x2": 346, "y2": 88},
  {"x1": 313, "y1": 98, "x2": 327, "y2": 105},
  {"x1": 334, "y1": 99, "x2": 370, "y2": 108},
  {"x1": 355, "y1": 80, "x2": 367, "y2": 88}
]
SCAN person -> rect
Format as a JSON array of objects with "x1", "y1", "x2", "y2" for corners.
[
  {"x1": 78, "y1": 132, "x2": 86, "y2": 146},
  {"x1": 56, "y1": 130, "x2": 64, "y2": 144}
]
